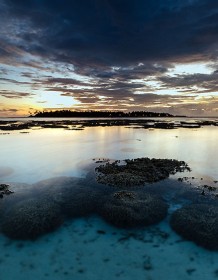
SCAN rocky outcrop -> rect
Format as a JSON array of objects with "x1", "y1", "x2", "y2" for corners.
[
  {"x1": 98, "y1": 190, "x2": 168, "y2": 228},
  {"x1": 170, "y1": 204, "x2": 218, "y2": 250},
  {"x1": 0, "y1": 184, "x2": 14, "y2": 198}
]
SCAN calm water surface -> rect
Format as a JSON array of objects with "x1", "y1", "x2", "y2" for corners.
[
  {"x1": 0, "y1": 121, "x2": 218, "y2": 280},
  {"x1": 0, "y1": 124, "x2": 217, "y2": 183}
]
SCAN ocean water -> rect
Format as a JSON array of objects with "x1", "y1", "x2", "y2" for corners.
[{"x1": 0, "y1": 121, "x2": 218, "y2": 280}]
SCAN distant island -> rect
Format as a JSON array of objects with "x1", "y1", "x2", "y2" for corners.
[{"x1": 30, "y1": 110, "x2": 181, "y2": 118}]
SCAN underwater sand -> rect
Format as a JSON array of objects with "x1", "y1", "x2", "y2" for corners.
[{"x1": 0, "y1": 216, "x2": 218, "y2": 280}]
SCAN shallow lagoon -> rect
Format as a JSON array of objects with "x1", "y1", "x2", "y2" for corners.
[
  {"x1": 0, "y1": 123, "x2": 217, "y2": 183},
  {"x1": 0, "y1": 119, "x2": 218, "y2": 280}
]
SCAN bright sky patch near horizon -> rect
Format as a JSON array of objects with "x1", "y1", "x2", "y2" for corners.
[{"x1": 0, "y1": 0, "x2": 218, "y2": 117}]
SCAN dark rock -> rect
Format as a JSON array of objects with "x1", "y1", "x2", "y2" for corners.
[
  {"x1": 154, "y1": 122, "x2": 175, "y2": 129},
  {"x1": 4, "y1": 189, "x2": 14, "y2": 195},
  {"x1": 0, "y1": 184, "x2": 10, "y2": 191},
  {"x1": 0, "y1": 123, "x2": 30, "y2": 131},
  {"x1": 98, "y1": 190, "x2": 168, "y2": 228},
  {"x1": 170, "y1": 204, "x2": 218, "y2": 250},
  {"x1": 97, "y1": 230, "x2": 106, "y2": 234},
  {"x1": 0, "y1": 184, "x2": 14, "y2": 198},
  {"x1": 201, "y1": 190, "x2": 205, "y2": 195},
  {"x1": 1, "y1": 198, "x2": 63, "y2": 240},
  {"x1": 143, "y1": 256, "x2": 153, "y2": 270},
  {"x1": 202, "y1": 185, "x2": 216, "y2": 191}
]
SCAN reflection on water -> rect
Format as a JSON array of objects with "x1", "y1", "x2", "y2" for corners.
[
  {"x1": 0, "y1": 125, "x2": 217, "y2": 183},
  {"x1": 0, "y1": 167, "x2": 14, "y2": 178},
  {"x1": 0, "y1": 123, "x2": 218, "y2": 280}
]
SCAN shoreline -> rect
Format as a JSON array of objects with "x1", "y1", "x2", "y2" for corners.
[{"x1": 0, "y1": 118, "x2": 217, "y2": 132}]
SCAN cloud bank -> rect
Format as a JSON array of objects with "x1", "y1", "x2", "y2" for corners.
[{"x1": 0, "y1": 0, "x2": 218, "y2": 116}]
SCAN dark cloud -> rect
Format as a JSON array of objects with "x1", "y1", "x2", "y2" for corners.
[
  {"x1": 0, "y1": 77, "x2": 31, "y2": 85},
  {"x1": 0, "y1": 108, "x2": 18, "y2": 112},
  {"x1": 160, "y1": 96, "x2": 218, "y2": 116},
  {"x1": 159, "y1": 71, "x2": 218, "y2": 93},
  {"x1": 0, "y1": 90, "x2": 35, "y2": 99},
  {"x1": 58, "y1": 84, "x2": 193, "y2": 106},
  {"x1": 0, "y1": 0, "x2": 218, "y2": 116},
  {"x1": 32, "y1": 74, "x2": 154, "y2": 101},
  {"x1": 75, "y1": 63, "x2": 170, "y2": 80},
  {"x1": 0, "y1": 67, "x2": 8, "y2": 75},
  {"x1": 45, "y1": 83, "x2": 151, "y2": 101},
  {"x1": 33, "y1": 77, "x2": 91, "y2": 87},
  {"x1": 1, "y1": 0, "x2": 218, "y2": 68},
  {"x1": 21, "y1": 72, "x2": 34, "y2": 78},
  {"x1": 1, "y1": 0, "x2": 218, "y2": 80}
]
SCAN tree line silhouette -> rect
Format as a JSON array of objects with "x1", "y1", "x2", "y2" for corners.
[{"x1": 31, "y1": 110, "x2": 176, "y2": 118}]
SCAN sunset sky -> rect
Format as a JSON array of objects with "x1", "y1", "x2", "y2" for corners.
[{"x1": 0, "y1": 0, "x2": 218, "y2": 117}]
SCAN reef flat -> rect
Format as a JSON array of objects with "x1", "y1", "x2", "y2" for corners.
[
  {"x1": 0, "y1": 118, "x2": 218, "y2": 133},
  {"x1": 95, "y1": 158, "x2": 190, "y2": 187}
]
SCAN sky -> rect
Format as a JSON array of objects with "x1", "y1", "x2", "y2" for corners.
[{"x1": 0, "y1": 0, "x2": 218, "y2": 117}]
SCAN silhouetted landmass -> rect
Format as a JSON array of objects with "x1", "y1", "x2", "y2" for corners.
[{"x1": 31, "y1": 110, "x2": 179, "y2": 118}]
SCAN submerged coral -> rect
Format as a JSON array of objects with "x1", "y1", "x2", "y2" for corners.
[
  {"x1": 170, "y1": 204, "x2": 218, "y2": 250},
  {"x1": 60, "y1": 185, "x2": 103, "y2": 218},
  {"x1": 98, "y1": 190, "x2": 168, "y2": 228},
  {"x1": 1, "y1": 198, "x2": 63, "y2": 240},
  {"x1": 33, "y1": 176, "x2": 84, "y2": 204},
  {"x1": 33, "y1": 176, "x2": 103, "y2": 218}
]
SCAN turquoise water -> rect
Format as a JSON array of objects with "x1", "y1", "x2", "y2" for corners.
[
  {"x1": 1, "y1": 216, "x2": 218, "y2": 280},
  {"x1": 0, "y1": 123, "x2": 218, "y2": 280}
]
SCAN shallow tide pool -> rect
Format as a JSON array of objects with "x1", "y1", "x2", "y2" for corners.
[{"x1": 0, "y1": 124, "x2": 218, "y2": 280}]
